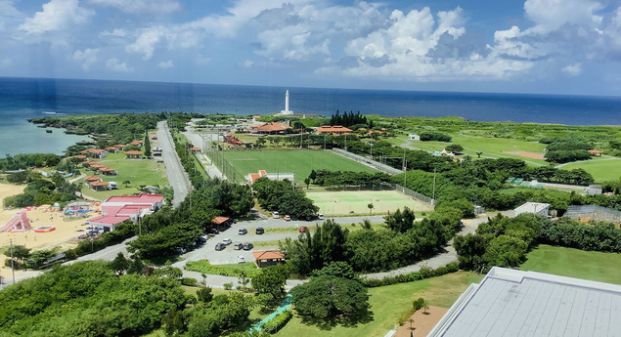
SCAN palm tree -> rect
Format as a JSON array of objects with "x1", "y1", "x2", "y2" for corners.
[{"x1": 476, "y1": 151, "x2": 483, "y2": 159}]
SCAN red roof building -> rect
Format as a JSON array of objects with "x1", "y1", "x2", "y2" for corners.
[
  {"x1": 251, "y1": 122, "x2": 291, "y2": 134},
  {"x1": 252, "y1": 250, "x2": 286, "y2": 268},
  {"x1": 125, "y1": 150, "x2": 142, "y2": 159},
  {"x1": 88, "y1": 215, "x2": 130, "y2": 229},
  {"x1": 211, "y1": 216, "x2": 231, "y2": 226},
  {"x1": 130, "y1": 140, "x2": 143, "y2": 146},
  {"x1": 316, "y1": 125, "x2": 353, "y2": 135}
]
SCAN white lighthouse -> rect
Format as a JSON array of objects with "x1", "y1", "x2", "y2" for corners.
[{"x1": 280, "y1": 89, "x2": 293, "y2": 115}]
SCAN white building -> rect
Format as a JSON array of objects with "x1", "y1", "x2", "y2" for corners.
[
  {"x1": 428, "y1": 267, "x2": 621, "y2": 337},
  {"x1": 513, "y1": 202, "x2": 550, "y2": 217}
]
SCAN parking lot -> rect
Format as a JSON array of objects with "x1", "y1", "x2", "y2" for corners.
[{"x1": 174, "y1": 215, "x2": 385, "y2": 267}]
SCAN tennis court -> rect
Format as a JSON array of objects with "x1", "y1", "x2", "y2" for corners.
[{"x1": 307, "y1": 190, "x2": 433, "y2": 216}]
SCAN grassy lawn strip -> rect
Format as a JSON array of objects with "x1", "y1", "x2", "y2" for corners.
[
  {"x1": 254, "y1": 240, "x2": 283, "y2": 248},
  {"x1": 521, "y1": 245, "x2": 621, "y2": 285},
  {"x1": 559, "y1": 157, "x2": 621, "y2": 183},
  {"x1": 185, "y1": 260, "x2": 260, "y2": 278},
  {"x1": 81, "y1": 152, "x2": 168, "y2": 200},
  {"x1": 275, "y1": 271, "x2": 481, "y2": 337}
]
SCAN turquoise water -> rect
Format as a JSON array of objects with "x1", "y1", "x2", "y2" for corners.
[
  {"x1": 251, "y1": 295, "x2": 293, "y2": 332},
  {"x1": 0, "y1": 118, "x2": 88, "y2": 157}
]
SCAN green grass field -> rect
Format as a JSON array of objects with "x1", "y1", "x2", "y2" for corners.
[
  {"x1": 275, "y1": 271, "x2": 481, "y2": 337},
  {"x1": 307, "y1": 190, "x2": 432, "y2": 216},
  {"x1": 393, "y1": 134, "x2": 547, "y2": 166},
  {"x1": 185, "y1": 260, "x2": 261, "y2": 278},
  {"x1": 213, "y1": 150, "x2": 376, "y2": 183},
  {"x1": 81, "y1": 152, "x2": 168, "y2": 200},
  {"x1": 559, "y1": 157, "x2": 621, "y2": 182},
  {"x1": 521, "y1": 245, "x2": 621, "y2": 285}
]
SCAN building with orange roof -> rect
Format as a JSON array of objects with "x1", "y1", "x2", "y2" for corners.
[
  {"x1": 81, "y1": 148, "x2": 107, "y2": 159},
  {"x1": 98, "y1": 167, "x2": 117, "y2": 176},
  {"x1": 316, "y1": 125, "x2": 352, "y2": 135},
  {"x1": 85, "y1": 175, "x2": 102, "y2": 183},
  {"x1": 125, "y1": 150, "x2": 142, "y2": 159},
  {"x1": 250, "y1": 122, "x2": 291, "y2": 135},
  {"x1": 588, "y1": 149, "x2": 603, "y2": 157},
  {"x1": 130, "y1": 140, "x2": 143, "y2": 146},
  {"x1": 89, "y1": 180, "x2": 109, "y2": 191},
  {"x1": 252, "y1": 250, "x2": 286, "y2": 268},
  {"x1": 211, "y1": 216, "x2": 232, "y2": 227},
  {"x1": 246, "y1": 170, "x2": 295, "y2": 184}
]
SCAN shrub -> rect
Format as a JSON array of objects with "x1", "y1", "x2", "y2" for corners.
[
  {"x1": 360, "y1": 263, "x2": 459, "y2": 287},
  {"x1": 263, "y1": 310, "x2": 292, "y2": 334},
  {"x1": 224, "y1": 282, "x2": 233, "y2": 290},
  {"x1": 181, "y1": 277, "x2": 198, "y2": 286}
]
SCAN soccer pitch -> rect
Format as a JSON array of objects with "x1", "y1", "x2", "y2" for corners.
[
  {"x1": 213, "y1": 149, "x2": 376, "y2": 183},
  {"x1": 307, "y1": 190, "x2": 433, "y2": 216}
]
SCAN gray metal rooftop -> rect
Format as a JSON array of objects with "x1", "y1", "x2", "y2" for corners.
[{"x1": 428, "y1": 267, "x2": 621, "y2": 337}]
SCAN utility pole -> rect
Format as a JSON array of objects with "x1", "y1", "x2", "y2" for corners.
[
  {"x1": 432, "y1": 167, "x2": 437, "y2": 207},
  {"x1": 402, "y1": 147, "x2": 407, "y2": 192},
  {"x1": 9, "y1": 239, "x2": 15, "y2": 285}
]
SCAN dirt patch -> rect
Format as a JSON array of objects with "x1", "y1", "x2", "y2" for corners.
[
  {"x1": 395, "y1": 306, "x2": 447, "y2": 337},
  {"x1": 506, "y1": 151, "x2": 545, "y2": 160}
]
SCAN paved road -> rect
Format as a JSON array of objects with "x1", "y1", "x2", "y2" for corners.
[
  {"x1": 157, "y1": 121, "x2": 192, "y2": 206},
  {"x1": 183, "y1": 128, "x2": 225, "y2": 179},
  {"x1": 363, "y1": 212, "x2": 513, "y2": 280},
  {"x1": 174, "y1": 215, "x2": 385, "y2": 267}
]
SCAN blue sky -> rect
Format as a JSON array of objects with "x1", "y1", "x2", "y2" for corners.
[{"x1": 1, "y1": 0, "x2": 621, "y2": 96}]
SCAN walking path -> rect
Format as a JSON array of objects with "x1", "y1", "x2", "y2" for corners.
[
  {"x1": 332, "y1": 148, "x2": 403, "y2": 175},
  {"x1": 157, "y1": 121, "x2": 192, "y2": 207}
]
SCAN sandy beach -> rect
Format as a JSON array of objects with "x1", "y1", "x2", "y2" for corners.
[{"x1": 0, "y1": 183, "x2": 99, "y2": 284}]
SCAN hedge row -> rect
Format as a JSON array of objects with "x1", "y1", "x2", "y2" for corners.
[
  {"x1": 263, "y1": 310, "x2": 293, "y2": 334},
  {"x1": 361, "y1": 262, "x2": 460, "y2": 287}
]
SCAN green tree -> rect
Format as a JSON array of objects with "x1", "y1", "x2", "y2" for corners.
[
  {"x1": 197, "y1": 287, "x2": 214, "y2": 303},
  {"x1": 144, "y1": 130, "x2": 152, "y2": 157},
  {"x1": 367, "y1": 203, "x2": 374, "y2": 215},
  {"x1": 251, "y1": 266, "x2": 288, "y2": 308},
  {"x1": 384, "y1": 207, "x2": 416, "y2": 233},
  {"x1": 290, "y1": 275, "x2": 370, "y2": 325},
  {"x1": 110, "y1": 253, "x2": 129, "y2": 275},
  {"x1": 482, "y1": 235, "x2": 528, "y2": 268}
]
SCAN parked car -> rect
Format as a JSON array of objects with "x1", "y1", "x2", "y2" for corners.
[
  {"x1": 242, "y1": 243, "x2": 254, "y2": 250},
  {"x1": 238, "y1": 228, "x2": 247, "y2": 235},
  {"x1": 298, "y1": 226, "x2": 309, "y2": 233},
  {"x1": 318, "y1": 213, "x2": 324, "y2": 220},
  {"x1": 272, "y1": 211, "x2": 280, "y2": 219},
  {"x1": 222, "y1": 238, "x2": 233, "y2": 245},
  {"x1": 284, "y1": 215, "x2": 291, "y2": 221},
  {"x1": 233, "y1": 243, "x2": 243, "y2": 250},
  {"x1": 255, "y1": 227, "x2": 265, "y2": 235},
  {"x1": 215, "y1": 243, "x2": 226, "y2": 251}
]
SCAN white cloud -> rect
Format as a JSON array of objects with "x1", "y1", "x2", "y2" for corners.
[
  {"x1": 100, "y1": 28, "x2": 127, "y2": 38},
  {"x1": 523, "y1": 0, "x2": 603, "y2": 34},
  {"x1": 105, "y1": 57, "x2": 131, "y2": 72},
  {"x1": 19, "y1": 0, "x2": 93, "y2": 35},
  {"x1": 241, "y1": 59, "x2": 254, "y2": 68},
  {"x1": 124, "y1": 0, "x2": 310, "y2": 59},
  {"x1": 72, "y1": 48, "x2": 98, "y2": 70},
  {"x1": 0, "y1": 57, "x2": 11, "y2": 68},
  {"x1": 88, "y1": 0, "x2": 180, "y2": 14},
  {"x1": 158, "y1": 60, "x2": 174, "y2": 69},
  {"x1": 562, "y1": 63, "x2": 582, "y2": 76},
  {"x1": 0, "y1": 0, "x2": 21, "y2": 31}
]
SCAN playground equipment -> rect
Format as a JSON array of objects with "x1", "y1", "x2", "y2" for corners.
[
  {"x1": 0, "y1": 212, "x2": 32, "y2": 232},
  {"x1": 34, "y1": 226, "x2": 56, "y2": 233}
]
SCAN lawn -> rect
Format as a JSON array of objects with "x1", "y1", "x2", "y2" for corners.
[
  {"x1": 275, "y1": 271, "x2": 482, "y2": 337},
  {"x1": 559, "y1": 157, "x2": 621, "y2": 182},
  {"x1": 307, "y1": 190, "x2": 433, "y2": 216},
  {"x1": 185, "y1": 260, "x2": 261, "y2": 278},
  {"x1": 81, "y1": 152, "x2": 168, "y2": 200},
  {"x1": 212, "y1": 149, "x2": 376, "y2": 183},
  {"x1": 521, "y1": 245, "x2": 621, "y2": 285},
  {"x1": 395, "y1": 134, "x2": 547, "y2": 166}
]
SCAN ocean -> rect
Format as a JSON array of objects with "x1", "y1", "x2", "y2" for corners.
[{"x1": 0, "y1": 77, "x2": 620, "y2": 156}]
